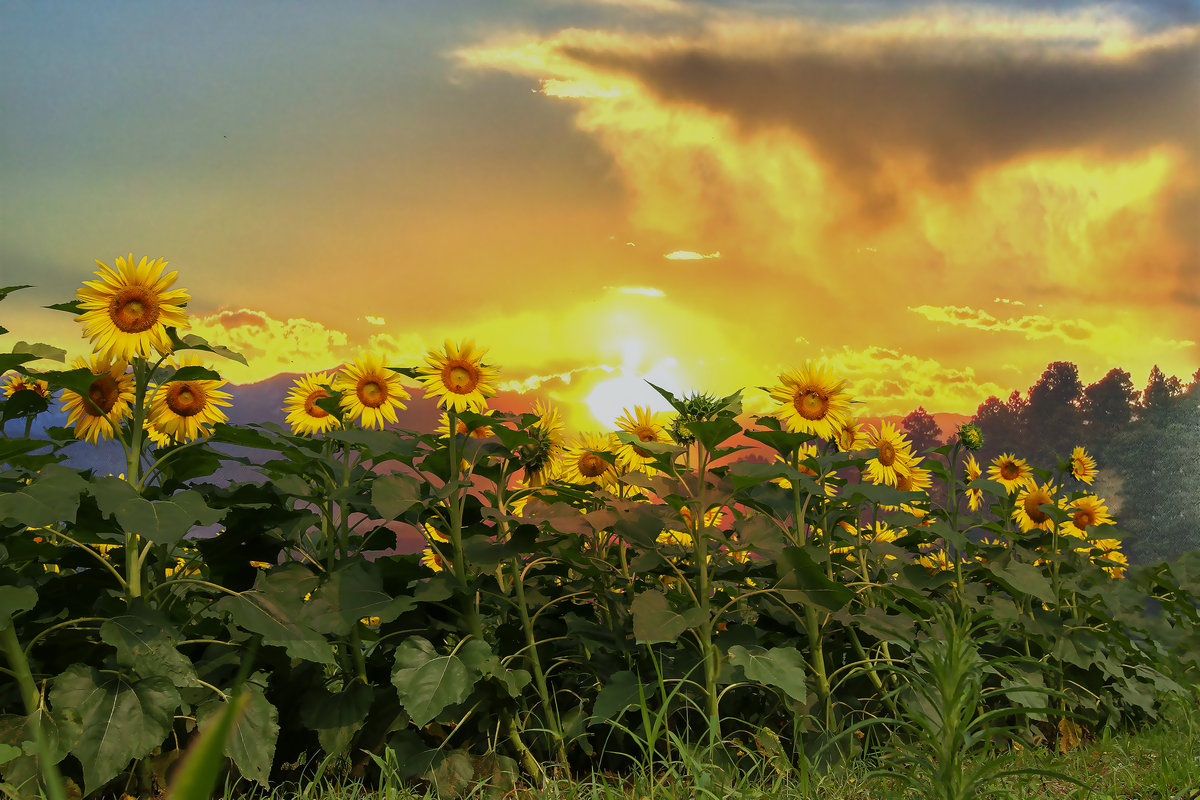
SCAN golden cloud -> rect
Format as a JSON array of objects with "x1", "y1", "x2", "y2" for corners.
[
  {"x1": 188, "y1": 308, "x2": 353, "y2": 383},
  {"x1": 825, "y1": 346, "x2": 1007, "y2": 416}
]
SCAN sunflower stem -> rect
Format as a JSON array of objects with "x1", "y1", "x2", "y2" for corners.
[
  {"x1": 447, "y1": 408, "x2": 484, "y2": 642},
  {"x1": 1, "y1": 618, "x2": 69, "y2": 800}
]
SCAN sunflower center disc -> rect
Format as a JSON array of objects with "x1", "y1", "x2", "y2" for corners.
[
  {"x1": 109, "y1": 288, "x2": 160, "y2": 333},
  {"x1": 1000, "y1": 463, "x2": 1020, "y2": 480},
  {"x1": 87, "y1": 375, "x2": 120, "y2": 416},
  {"x1": 1073, "y1": 511, "x2": 1092, "y2": 530},
  {"x1": 1024, "y1": 495, "x2": 1049, "y2": 523},
  {"x1": 795, "y1": 390, "x2": 828, "y2": 420},
  {"x1": 445, "y1": 363, "x2": 477, "y2": 394},
  {"x1": 304, "y1": 391, "x2": 330, "y2": 418},
  {"x1": 579, "y1": 452, "x2": 607, "y2": 477},
  {"x1": 358, "y1": 380, "x2": 385, "y2": 408},
  {"x1": 167, "y1": 384, "x2": 206, "y2": 417},
  {"x1": 878, "y1": 441, "x2": 896, "y2": 467}
]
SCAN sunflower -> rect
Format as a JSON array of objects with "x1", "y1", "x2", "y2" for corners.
[
  {"x1": 769, "y1": 362, "x2": 853, "y2": 440},
  {"x1": 1089, "y1": 538, "x2": 1127, "y2": 579},
  {"x1": 563, "y1": 432, "x2": 617, "y2": 487},
  {"x1": 146, "y1": 355, "x2": 232, "y2": 443},
  {"x1": 964, "y1": 454, "x2": 984, "y2": 512},
  {"x1": 1060, "y1": 494, "x2": 1113, "y2": 538},
  {"x1": 60, "y1": 355, "x2": 134, "y2": 444},
  {"x1": 916, "y1": 549, "x2": 953, "y2": 573},
  {"x1": 75, "y1": 254, "x2": 190, "y2": 362},
  {"x1": 334, "y1": 353, "x2": 410, "y2": 430},
  {"x1": 614, "y1": 406, "x2": 669, "y2": 472},
  {"x1": 419, "y1": 522, "x2": 450, "y2": 573},
  {"x1": 417, "y1": 340, "x2": 499, "y2": 413},
  {"x1": 1068, "y1": 446, "x2": 1098, "y2": 485},
  {"x1": 3, "y1": 374, "x2": 50, "y2": 399},
  {"x1": 771, "y1": 446, "x2": 837, "y2": 496},
  {"x1": 519, "y1": 401, "x2": 566, "y2": 487},
  {"x1": 284, "y1": 372, "x2": 342, "y2": 436},
  {"x1": 834, "y1": 414, "x2": 867, "y2": 452},
  {"x1": 437, "y1": 412, "x2": 493, "y2": 439},
  {"x1": 988, "y1": 452, "x2": 1035, "y2": 493},
  {"x1": 864, "y1": 422, "x2": 917, "y2": 487},
  {"x1": 1012, "y1": 481, "x2": 1058, "y2": 533}
]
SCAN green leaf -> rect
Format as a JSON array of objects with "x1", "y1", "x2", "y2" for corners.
[
  {"x1": 165, "y1": 690, "x2": 250, "y2": 800},
  {"x1": 196, "y1": 686, "x2": 277, "y2": 788},
  {"x1": 49, "y1": 665, "x2": 180, "y2": 794},
  {"x1": 989, "y1": 560, "x2": 1056, "y2": 604},
  {"x1": 158, "y1": 365, "x2": 222, "y2": 383},
  {"x1": 0, "y1": 285, "x2": 33, "y2": 301},
  {"x1": 631, "y1": 589, "x2": 705, "y2": 644},
  {"x1": 299, "y1": 683, "x2": 373, "y2": 757},
  {"x1": 744, "y1": 428, "x2": 818, "y2": 456},
  {"x1": 372, "y1": 473, "x2": 424, "y2": 519},
  {"x1": 1, "y1": 388, "x2": 51, "y2": 426},
  {"x1": 213, "y1": 569, "x2": 335, "y2": 664},
  {"x1": 43, "y1": 300, "x2": 83, "y2": 315},
  {"x1": 728, "y1": 645, "x2": 807, "y2": 702},
  {"x1": 91, "y1": 478, "x2": 224, "y2": 546},
  {"x1": 165, "y1": 328, "x2": 248, "y2": 365},
  {"x1": 591, "y1": 671, "x2": 644, "y2": 722},
  {"x1": 0, "y1": 464, "x2": 88, "y2": 527},
  {"x1": 0, "y1": 742, "x2": 19, "y2": 765},
  {"x1": 0, "y1": 353, "x2": 41, "y2": 373},
  {"x1": 11, "y1": 341, "x2": 66, "y2": 362},
  {"x1": 687, "y1": 417, "x2": 743, "y2": 451},
  {"x1": 776, "y1": 547, "x2": 854, "y2": 613},
  {"x1": 100, "y1": 606, "x2": 201, "y2": 688},
  {"x1": 0, "y1": 586, "x2": 37, "y2": 624},
  {"x1": 391, "y1": 637, "x2": 476, "y2": 727},
  {"x1": 304, "y1": 560, "x2": 411, "y2": 636}
]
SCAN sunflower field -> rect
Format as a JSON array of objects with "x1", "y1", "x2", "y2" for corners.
[{"x1": 1, "y1": 258, "x2": 1198, "y2": 800}]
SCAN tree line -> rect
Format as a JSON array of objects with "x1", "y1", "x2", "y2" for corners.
[{"x1": 899, "y1": 363, "x2": 1200, "y2": 563}]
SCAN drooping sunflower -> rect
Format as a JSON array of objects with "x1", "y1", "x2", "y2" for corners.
[
  {"x1": 419, "y1": 522, "x2": 450, "y2": 573},
  {"x1": 334, "y1": 353, "x2": 410, "y2": 430},
  {"x1": 916, "y1": 549, "x2": 953, "y2": 573},
  {"x1": 1068, "y1": 446, "x2": 1098, "y2": 485},
  {"x1": 988, "y1": 452, "x2": 1035, "y2": 493},
  {"x1": 562, "y1": 432, "x2": 617, "y2": 487},
  {"x1": 437, "y1": 412, "x2": 493, "y2": 439},
  {"x1": 658, "y1": 505, "x2": 724, "y2": 550},
  {"x1": 146, "y1": 355, "x2": 232, "y2": 443},
  {"x1": 3, "y1": 374, "x2": 50, "y2": 399},
  {"x1": 76, "y1": 254, "x2": 190, "y2": 362},
  {"x1": 769, "y1": 362, "x2": 853, "y2": 440},
  {"x1": 864, "y1": 422, "x2": 917, "y2": 487},
  {"x1": 1012, "y1": 481, "x2": 1058, "y2": 533},
  {"x1": 1060, "y1": 494, "x2": 1113, "y2": 538},
  {"x1": 60, "y1": 355, "x2": 134, "y2": 444},
  {"x1": 964, "y1": 453, "x2": 984, "y2": 512},
  {"x1": 417, "y1": 340, "x2": 499, "y2": 413},
  {"x1": 284, "y1": 372, "x2": 342, "y2": 436},
  {"x1": 614, "y1": 405, "x2": 669, "y2": 472},
  {"x1": 519, "y1": 401, "x2": 566, "y2": 487},
  {"x1": 1089, "y1": 538, "x2": 1128, "y2": 579}
]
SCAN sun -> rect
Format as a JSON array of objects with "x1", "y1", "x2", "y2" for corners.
[
  {"x1": 60, "y1": 355, "x2": 135, "y2": 444},
  {"x1": 334, "y1": 353, "x2": 410, "y2": 429},
  {"x1": 284, "y1": 372, "x2": 342, "y2": 436},
  {"x1": 417, "y1": 340, "x2": 499, "y2": 413},
  {"x1": 75, "y1": 254, "x2": 190, "y2": 362}
]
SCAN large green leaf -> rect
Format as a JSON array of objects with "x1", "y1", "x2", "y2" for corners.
[
  {"x1": 99, "y1": 606, "x2": 200, "y2": 688},
  {"x1": 631, "y1": 589, "x2": 705, "y2": 644},
  {"x1": 49, "y1": 665, "x2": 180, "y2": 794},
  {"x1": 372, "y1": 473, "x2": 425, "y2": 519},
  {"x1": 776, "y1": 546, "x2": 854, "y2": 612},
  {"x1": 299, "y1": 683, "x2": 373, "y2": 756},
  {"x1": 391, "y1": 637, "x2": 476, "y2": 727},
  {"x1": 91, "y1": 478, "x2": 224, "y2": 547},
  {"x1": 0, "y1": 464, "x2": 88, "y2": 527},
  {"x1": 213, "y1": 592, "x2": 335, "y2": 665},
  {"x1": 591, "y1": 671, "x2": 645, "y2": 722},
  {"x1": 728, "y1": 645, "x2": 807, "y2": 702},
  {"x1": 989, "y1": 560, "x2": 1056, "y2": 604},
  {"x1": 303, "y1": 560, "x2": 412, "y2": 636},
  {"x1": 0, "y1": 707, "x2": 81, "y2": 796},
  {"x1": 196, "y1": 686, "x2": 277, "y2": 788},
  {"x1": 0, "y1": 586, "x2": 37, "y2": 624}
]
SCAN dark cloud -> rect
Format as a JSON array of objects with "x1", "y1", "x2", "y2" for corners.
[{"x1": 560, "y1": 29, "x2": 1198, "y2": 205}]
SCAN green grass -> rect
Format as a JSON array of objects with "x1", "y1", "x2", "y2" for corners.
[{"x1": 225, "y1": 696, "x2": 1198, "y2": 800}]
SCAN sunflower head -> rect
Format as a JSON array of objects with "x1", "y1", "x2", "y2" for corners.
[
  {"x1": 614, "y1": 405, "x2": 669, "y2": 472},
  {"x1": 60, "y1": 355, "x2": 135, "y2": 444},
  {"x1": 964, "y1": 454, "x2": 984, "y2": 512},
  {"x1": 988, "y1": 452, "x2": 1035, "y2": 493},
  {"x1": 769, "y1": 362, "x2": 853, "y2": 440},
  {"x1": 956, "y1": 422, "x2": 984, "y2": 451},
  {"x1": 284, "y1": 372, "x2": 342, "y2": 436},
  {"x1": 834, "y1": 414, "x2": 866, "y2": 452},
  {"x1": 1067, "y1": 446, "x2": 1098, "y2": 485},
  {"x1": 1061, "y1": 494, "x2": 1113, "y2": 536},
  {"x1": 334, "y1": 353, "x2": 410, "y2": 430},
  {"x1": 75, "y1": 255, "x2": 190, "y2": 362},
  {"x1": 517, "y1": 401, "x2": 565, "y2": 486},
  {"x1": 3, "y1": 375, "x2": 51, "y2": 399},
  {"x1": 417, "y1": 340, "x2": 499, "y2": 413},
  {"x1": 666, "y1": 392, "x2": 724, "y2": 446},
  {"x1": 1013, "y1": 481, "x2": 1058, "y2": 533},
  {"x1": 146, "y1": 354, "x2": 232, "y2": 443},
  {"x1": 863, "y1": 422, "x2": 917, "y2": 488},
  {"x1": 563, "y1": 432, "x2": 617, "y2": 487}
]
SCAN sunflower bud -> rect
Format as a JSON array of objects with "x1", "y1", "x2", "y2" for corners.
[{"x1": 956, "y1": 422, "x2": 984, "y2": 451}]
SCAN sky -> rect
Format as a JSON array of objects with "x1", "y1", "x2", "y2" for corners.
[{"x1": 2, "y1": 0, "x2": 1198, "y2": 430}]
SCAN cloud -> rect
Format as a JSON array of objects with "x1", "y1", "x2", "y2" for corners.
[
  {"x1": 188, "y1": 308, "x2": 352, "y2": 383},
  {"x1": 497, "y1": 364, "x2": 616, "y2": 394},
  {"x1": 826, "y1": 345, "x2": 1007, "y2": 416},
  {"x1": 664, "y1": 250, "x2": 720, "y2": 260},
  {"x1": 908, "y1": 304, "x2": 1196, "y2": 350},
  {"x1": 365, "y1": 315, "x2": 386, "y2": 326},
  {"x1": 604, "y1": 285, "x2": 665, "y2": 296}
]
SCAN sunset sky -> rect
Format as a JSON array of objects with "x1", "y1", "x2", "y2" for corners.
[{"x1": 2, "y1": 0, "x2": 1197, "y2": 429}]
